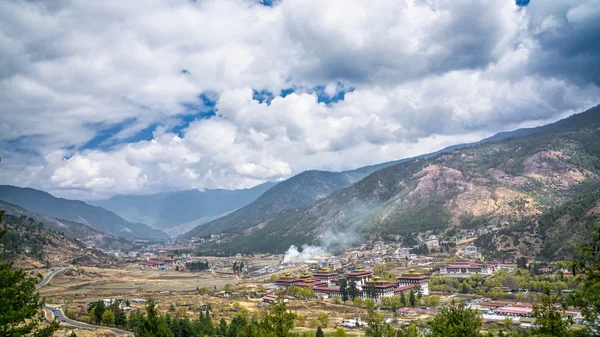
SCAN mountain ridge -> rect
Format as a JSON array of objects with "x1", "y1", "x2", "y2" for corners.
[
  {"x1": 188, "y1": 105, "x2": 600, "y2": 255},
  {"x1": 0, "y1": 186, "x2": 168, "y2": 241}
]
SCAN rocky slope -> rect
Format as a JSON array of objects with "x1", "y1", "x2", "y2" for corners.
[
  {"x1": 0, "y1": 212, "x2": 115, "y2": 269},
  {"x1": 0, "y1": 186, "x2": 168, "y2": 241},
  {"x1": 475, "y1": 189, "x2": 600, "y2": 260},
  {"x1": 195, "y1": 105, "x2": 600, "y2": 254}
]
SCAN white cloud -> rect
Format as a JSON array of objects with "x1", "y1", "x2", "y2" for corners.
[{"x1": 0, "y1": 0, "x2": 599, "y2": 198}]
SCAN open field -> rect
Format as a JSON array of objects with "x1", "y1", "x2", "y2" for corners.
[{"x1": 39, "y1": 264, "x2": 237, "y2": 298}]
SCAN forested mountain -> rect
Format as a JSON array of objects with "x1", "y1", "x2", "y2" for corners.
[
  {"x1": 90, "y1": 182, "x2": 276, "y2": 231},
  {"x1": 475, "y1": 188, "x2": 600, "y2": 261},
  {"x1": 0, "y1": 212, "x2": 113, "y2": 268},
  {"x1": 0, "y1": 200, "x2": 137, "y2": 251},
  {"x1": 0, "y1": 186, "x2": 168, "y2": 241},
  {"x1": 191, "y1": 105, "x2": 600, "y2": 255}
]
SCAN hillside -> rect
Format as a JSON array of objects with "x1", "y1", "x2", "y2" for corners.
[
  {"x1": 193, "y1": 105, "x2": 600, "y2": 254},
  {"x1": 91, "y1": 182, "x2": 276, "y2": 230},
  {"x1": 0, "y1": 212, "x2": 114, "y2": 269},
  {"x1": 182, "y1": 117, "x2": 568, "y2": 241},
  {"x1": 0, "y1": 200, "x2": 138, "y2": 252},
  {"x1": 0, "y1": 186, "x2": 168, "y2": 241},
  {"x1": 475, "y1": 189, "x2": 600, "y2": 260}
]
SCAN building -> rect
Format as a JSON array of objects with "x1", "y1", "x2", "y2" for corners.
[
  {"x1": 363, "y1": 278, "x2": 397, "y2": 299},
  {"x1": 157, "y1": 250, "x2": 168, "y2": 258},
  {"x1": 397, "y1": 270, "x2": 430, "y2": 295},
  {"x1": 313, "y1": 269, "x2": 338, "y2": 286},
  {"x1": 275, "y1": 275, "x2": 302, "y2": 289},
  {"x1": 463, "y1": 245, "x2": 478, "y2": 256},
  {"x1": 439, "y1": 259, "x2": 499, "y2": 276},
  {"x1": 346, "y1": 269, "x2": 373, "y2": 288}
]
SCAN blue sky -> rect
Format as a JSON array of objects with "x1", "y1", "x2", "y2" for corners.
[{"x1": 0, "y1": 0, "x2": 598, "y2": 198}]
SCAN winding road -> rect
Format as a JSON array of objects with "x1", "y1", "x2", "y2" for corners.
[
  {"x1": 37, "y1": 268, "x2": 133, "y2": 335},
  {"x1": 44, "y1": 305, "x2": 132, "y2": 335},
  {"x1": 37, "y1": 268, "x2": 65, "y2": 289}
]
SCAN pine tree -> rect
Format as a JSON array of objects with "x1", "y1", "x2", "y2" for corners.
[
  {"x1": 409, "y1": 290, "x2": 416, "y2": 307},
  {"x1": 316, "y1": 326, "x2": 325, "y2": 337},
  {"x1": 0, "y1": 214, "x2": 59, "y2": 337},
  {"x1": 427, "y1": 300, "x2": 481, "y2": 337},
  {"x1": 340, "y1": 279, "x2": 349, "y2": 303},
  {"x1": 400, "y1": 292, "x2": 407, "y2": 307},
  {"x1": 135, "y1": 300, "x2": 174, "y2": 337},
  {"x1": 348, "y1": 280, "x2": 359, "y2": 300},
  {"x1": 461, "y1": 283, "x2": 468, "y2": 294}
]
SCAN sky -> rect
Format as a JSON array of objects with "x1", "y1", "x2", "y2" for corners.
[{"x1": 1, "y1": 0, "x2": 599, "y2": 199}]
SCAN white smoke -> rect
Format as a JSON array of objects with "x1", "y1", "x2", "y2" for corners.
[{"x1": 282, "y1": 229, "x2": 361, "y2": 263}]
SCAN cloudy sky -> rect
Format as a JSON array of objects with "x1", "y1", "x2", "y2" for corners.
[{"x1": 1, "y1": 0, "x2": 599, "y2": 199}]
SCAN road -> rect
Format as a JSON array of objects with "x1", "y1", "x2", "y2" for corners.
[
  {"x1": 37, "y1": 268, "x2": 65, "y2": 289},
  {"x1": 44, "y1": 305, "x2": 133, "y2": 335},
  {"x1": 37, "y1": 268, "x2": 133, "y2": 335}
]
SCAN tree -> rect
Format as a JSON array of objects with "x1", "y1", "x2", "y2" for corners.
[
  {"x1": 531, "y1": 287, "x2": 572, "y2": 336},
  {"x1": 340, "y1": 279, "x2": 349, "y2": 303},
  {"x1": 260, "y1": 300, "x2": 296, "y2": 337},
  {"x1": 318, "y1": 313, "x2": 329, "y2": 328},
  {"x1": 115, "y1": 309, "x2": 127, "y2": 328},
  {"x1": 406, "y1": 324, "x2": 420, "y2": 337},
  {"x1": 569, "y1": 223, "x2": 600, "y2": 326},
  {"x1": 427, "y1": 301, "x2": 482, "y2": 337},
  {"x1": 334, "y1": 328, "x2": 348, "y2": 337},
  {"x1": 217, "y1": 317, "x2": 228, "y2": 336},
  {"x1": 400, "y1": 292, "x2": 407, "y2": 307},
  {"x1": 461, "y1": 283, "x2": 469, "y2": 294},
  {"x1": 316, "y1": 326, "x2": 324, "y2": 337},
  {"x1": 89, "y1": 307, "x2": 97, "y2": 324},
  {"x1": 348, "y1": 280, "x2": 359, "y2": 300},
  {"x1": 0, "y1": 214, "x2": 59, "y2": 337},
  {"x1": 517, "y1": 257, "x2": 528, "y2": 270},
  {"x1": 168, "y1": 304, "x2": 176, "y2": 313},
  {"x1": 135, "y1": 300, "x2": 174, "y2": 337},
  {"x1": 102, "y1": 310, "x2": 115, "y2": 326},
  {"x1": 409, "y1": 290, "x2": 416, "y2": 307}
]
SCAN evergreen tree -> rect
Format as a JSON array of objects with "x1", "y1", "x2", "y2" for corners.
[
  {"x1": 461, "y1": 283, "x2": 468, "y2": 294},
  {"x1": 348, "y1": 280, "x2": 359, "y2": 300},
  {"x1": 136, "y1": 300, "x2": 174, "y2": 337},
  {"x1": 409, "y1": 290, "x2": 416, "y2": 307},
  {"x1": 340, "y1": 279, "x2": 349, "y2": 303},
  {"x1": 218, "y1": 318, "x2": 228, "y2": 337},
  {"x1": 531, "y1": 287, "x2": 573, "y2": 336},
  {"x1": 316, "y1": 326, "x2": 324, "y2": 337},
  {"x1": 569, "y1": 223, "x2": 600, "y2": 326},
  {"x1": 400, "y1": 292, "x2": 407, "y2": 307},
  {"x1": 115, "y1": 308, "x2": 127, "y2": 328},
  {"x1": 0, "y1": 214, "x2": 59, "y2": 337}
]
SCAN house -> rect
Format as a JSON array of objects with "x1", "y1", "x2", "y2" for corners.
[
  {"x1": 463, "y1": 245, "x2": 478, "y2": 256},
  {"x1": 157, "y1": 250, "x2": 168, "y2": 258},
  {"x1": 131, "y1": 298, "x2": 147, "y2": 304},
  {"x1": 346, "y1": 269, "x2": 373, "y2": 287}
]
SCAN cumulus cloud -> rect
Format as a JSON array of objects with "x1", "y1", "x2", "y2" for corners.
[{"x1": 0, "y1": 0, "x2": 599, "y2": 198}]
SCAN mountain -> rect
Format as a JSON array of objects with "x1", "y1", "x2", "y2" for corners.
[
  {"x1": 181, "y1": 166, "x2": 405, "y2": 240},
  {"x1": 475, "y1": 188, "x2": 600, "y2": 260},
  {"x1": 90, "y1": 182, "x2": 276, "y2": 230},
  {"x1": 0, "y1": 211, "x2": 114, "y2": 269},
  {"x1": 190, "y1": 105, "x2": 600, "y2": 254},
  {"x1": 181, "y1": 109, "x2": 584, "y2": 242},
  {"x1": 0, "y1": 200, "x2": 138, "y2": 252},
  {"x1": 0, "y1": 186, "x2": 168, "y2": 241}
]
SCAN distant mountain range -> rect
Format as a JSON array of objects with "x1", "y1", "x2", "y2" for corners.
[
  {"x1": 89, "y1": 182, "x2": 276, "y2": 232},
  {"x1": 0, "y1": 186, "x2": 168, "y2": 241},
  {"x1": 186, "y1": 105, "x2": 600, "y2": 259}
]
